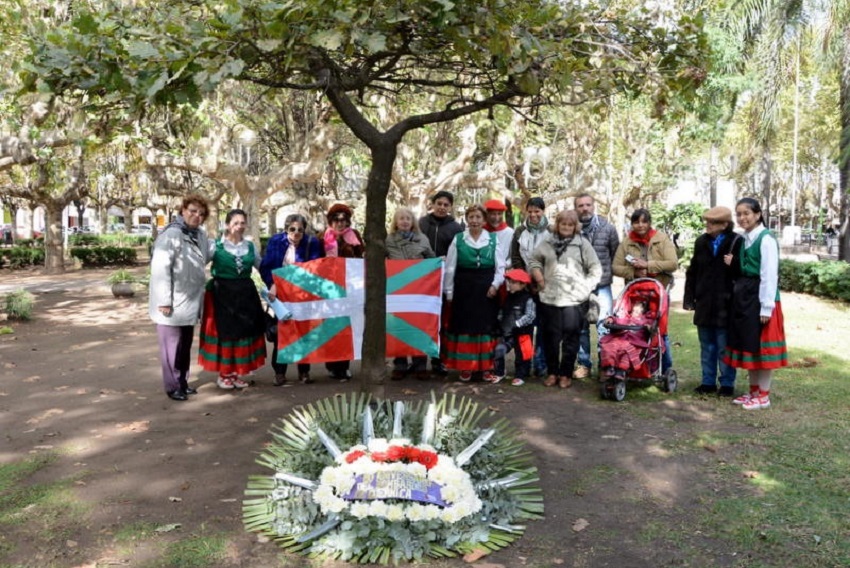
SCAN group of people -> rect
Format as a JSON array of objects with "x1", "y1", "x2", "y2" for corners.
[
  {"x1": 149, "y1": 191, "x2": 787, "y2": 411},
  {"x1": 149, "y1": 196, "x2": 368, "y2": 400}
]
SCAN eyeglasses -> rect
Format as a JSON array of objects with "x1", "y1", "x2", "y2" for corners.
[
  {"x1": 332, "y1": 216, "x2": 348, "y2": 223},
  {"x1": 287, "y1": 226, "x2": 304, "y2": 233}
]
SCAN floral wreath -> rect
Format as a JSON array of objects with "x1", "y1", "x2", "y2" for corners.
[{"x1": 244, "y1": 393, "x2": 543, "y2": 564}]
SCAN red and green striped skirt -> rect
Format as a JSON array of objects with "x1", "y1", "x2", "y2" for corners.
[
  {"x1": 198, "y1": 291, "x2": 266, "y2": 375},
  {"x1": 442, "y1": 333, "x2": 497, "y2": 372},
  {"x1": 724, "y1": 299, "x2": 788, "y2": 370}
]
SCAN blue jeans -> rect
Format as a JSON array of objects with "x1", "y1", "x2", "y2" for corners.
[
  {"x1": 577, "y1": 285, "x2": 614, "y2": 370},
  {"x1": 696, "y1": 326, "x2": 736, "y2": 387}
]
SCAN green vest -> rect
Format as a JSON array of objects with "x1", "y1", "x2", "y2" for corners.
[
  {"x1": 740, "y1": 229, "x2": 780, "y2": 301},
  {"x1": 455, "y1": 232, "x2": 497, "y2": 269},
  {"x1": 210, "y1": 240, "x2": 256, "y2": 279}
]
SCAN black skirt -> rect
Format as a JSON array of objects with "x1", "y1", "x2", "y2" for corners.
[
  {"x1": 449, "y1": 266, "x2": 498, "y2": 335},
  {"x1": 211, "y1": 278, "x2": 266, "y2": 340},
  {"x1": 727, "y1": 276, "x2": 761, "y2": 354}
]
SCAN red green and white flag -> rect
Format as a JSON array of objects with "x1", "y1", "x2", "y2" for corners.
[{"x1": 272, "y1": 257, "x2": 443, "y2": 364}]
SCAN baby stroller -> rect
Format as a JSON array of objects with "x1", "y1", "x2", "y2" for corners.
[{"x1": 599, "y1": 278, "x2": 678, "y2": 401}]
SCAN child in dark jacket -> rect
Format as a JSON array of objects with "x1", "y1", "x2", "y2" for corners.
[{"x1": 488, "y1": 269, "x2": 536, "y2": 386}]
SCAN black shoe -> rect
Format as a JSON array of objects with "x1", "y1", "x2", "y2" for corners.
[
  {"x1": 694, "y1": 384, "x2": 718, "y2": 395},
  {"x1": 273, "y1": 373, "x2": 287, "y2": 386},
  {"x1": 183, "y1": 386, "x2": 198, "y2": 395},
  {"x1": 167, "y1": 389, "x2": 188, "y2": 401},
  {"x1": 717, "y1": 386, "x2": 735, "y2": 397}
]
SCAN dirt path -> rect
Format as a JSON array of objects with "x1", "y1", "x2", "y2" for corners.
[{"x1": 0, "y1": 268, "x2": 748, "y2": 567}]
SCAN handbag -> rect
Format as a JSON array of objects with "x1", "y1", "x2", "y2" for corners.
[
  {"x1": 581, "y1": 293, "x2": 600, "y2": 324},
  {"x1": 264, "y1": 309, "x2": 278, "y2": 343}
]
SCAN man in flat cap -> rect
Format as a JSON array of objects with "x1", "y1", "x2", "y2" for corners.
[{"x1": 683, "y1": 206, "x2": 743, "y2": 397}]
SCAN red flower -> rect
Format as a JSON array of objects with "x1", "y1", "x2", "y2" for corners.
[
  {"x1": 416, "y1": 451, "x2": 439, "y2": 470},
  {"x1": 370, "y1": 451, "x2": 389, "y2": 462},
  {"x1": 405, "y1": 447, "x2": 422, "y2": 462},
  {"x1": 386, "y1": 445, "x2": 407, "y2": 462},
  {"x1": 345, "y1": 450, "x2": 366, "y2": 463}
]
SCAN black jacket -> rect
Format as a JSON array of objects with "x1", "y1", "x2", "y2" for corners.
[
  {"x1": 683, "y1": 228, "x2": 743, "y2": 328},
  {"x1": 418, "y1": 213, "x2": 463, "y2": 257}
]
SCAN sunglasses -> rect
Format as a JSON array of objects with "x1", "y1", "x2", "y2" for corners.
[
  {"x1": 287, "y1": 226, "x2": 304, "y2": 233},
  {"x1": 332, "y1": 216, "x2": 348, "y2": 222}
]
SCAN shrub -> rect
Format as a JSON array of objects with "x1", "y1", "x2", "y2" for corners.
[
  {"x1": 8, "y1": 247, "x2": 45, "y2": 268},
  {"x1": 68, "y1": 234, "x2": 102, "y2": 247},
  {"x1": 70, "y1": 246, "x2": 137, "y2": 267},
  {"x1": 779, "y1": 259, "x2": 850, "y2": 302},
  {"x1": 4, "y1": 289, "x2": 34, "y2": 320}
]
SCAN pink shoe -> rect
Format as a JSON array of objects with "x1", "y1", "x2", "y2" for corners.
[
  {"x1": 742, "y1": 394, "x2": 770, "y2": 410},
  {"x1": 732, "y1": 392, "x2": 753, "y2": 405},
  {"x1": 483, "y1": 371, "x2": 505, "y2": 384},
  {"x1": 231, "y1": 376, "x2": 250, "y2": 389},
  {"x1": 459, "y1": 371, "x2": 472, "y2": 382}
]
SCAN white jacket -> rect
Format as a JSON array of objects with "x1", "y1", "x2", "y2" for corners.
[{"x1": 148, "y1": 221, "x2": 211, "y2": 326}]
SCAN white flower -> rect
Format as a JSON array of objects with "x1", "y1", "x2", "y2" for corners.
[
  {"x1": 367, "y1": 438, "x2": 389, "y2": 453},
  {"x1": 349, "y1": 502, "x2": 370, "y2": 519},
  {"x1": 385, "y1": 504, "x2": 406, "y2": 522},
  {"x1": 368, "y1": 500, "x2": 389, "y2": 518}
]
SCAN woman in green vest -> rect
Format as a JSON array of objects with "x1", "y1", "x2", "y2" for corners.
[
  {"x1": 442, "y1": 204, "x2": 507, "y2": 382},
  {"x1": 198, "y1": 209, "x2": 267, "y2": 389},
  {"x1": 723, "y1": 198, "x2": 788, "y2": 410}
]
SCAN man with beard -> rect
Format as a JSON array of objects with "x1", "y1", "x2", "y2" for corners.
[{"x1": 574, "y1": 193, "x2": 619, "y2": 379}]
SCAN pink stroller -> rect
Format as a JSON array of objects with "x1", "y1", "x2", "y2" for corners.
[{"x1": 599, "y1": 278, "x2": 678, "y2": 401}]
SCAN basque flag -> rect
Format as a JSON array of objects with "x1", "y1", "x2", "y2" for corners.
[{"x1": 272, "y1": 258, "x2": 443, "y2": 364}]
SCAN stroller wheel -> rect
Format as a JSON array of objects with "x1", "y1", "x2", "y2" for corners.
[
  {"x1": 663, "y1": 369, "x2": 678, "y2": 393},
  {"x1": 612, "y1": 379, "x2": 627, "y2": 401}
]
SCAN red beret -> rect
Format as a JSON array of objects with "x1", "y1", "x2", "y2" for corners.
[
  {"x1": 327, "y1": 203, "x2": 353, "y2": 221},
  {"x1": 504, "y1": 268, "x2": 531, "y2": 284},
  {"x1": 484, "y1": 199, "x2": 507, "y2": 211}
]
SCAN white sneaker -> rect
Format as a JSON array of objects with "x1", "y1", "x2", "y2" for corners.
[
  {"x1": 231, "y1": 377, "x2": 250, "y2": 389},
  {"x1": 742, "y1": 394, "x2": 770, "y2": 410},
  {"x1": 732, "y1": 392, "x2": 754, "y2": 405},
  {"x1": 217, "y1": 376, "x2": 235, "y2": 390}
]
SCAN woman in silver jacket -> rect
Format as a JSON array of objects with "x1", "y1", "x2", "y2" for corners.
[
  {"x1": 149, "y1": 194, "x2": 212, "y2": 401},
  {"x1": 528, "y1": 210, "x2": 601, "y2": 389}
]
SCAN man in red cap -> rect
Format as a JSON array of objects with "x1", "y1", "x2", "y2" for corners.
[{"x1": 484, "y1": 198, "x2": 514, "y2": 263}]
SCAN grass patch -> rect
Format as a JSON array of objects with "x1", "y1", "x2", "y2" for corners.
[
  {"x1": 0, "y1": 452, "x2": 89, "y2": 561},
  {"x1": 664, "y1": 293, "x2": 850, "y2": 567},
  {"x1": 145, "y1": 533, "x2": 228, "y2": 568}
]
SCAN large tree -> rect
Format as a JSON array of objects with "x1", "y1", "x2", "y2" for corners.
[{"x1": 22, "y1": 0, "x2": 709, "y2": 394}]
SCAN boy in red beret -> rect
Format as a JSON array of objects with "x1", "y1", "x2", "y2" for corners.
[{"x1": 487, "y1": 268, "x2": 536, "y2": 386}]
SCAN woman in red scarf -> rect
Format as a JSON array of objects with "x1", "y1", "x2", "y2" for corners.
[
  {"x1": 612, "y1": 208, "x2": 679, "y2": 371},
  {"x1": 323, "y1": 203, "x2": 364, "y2": 381}
]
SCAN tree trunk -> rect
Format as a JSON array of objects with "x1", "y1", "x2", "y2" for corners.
[
  {"x1": 360, "y1": 143, "x2": 395, "y2": 399},
  {"x1": 44, "y1": 203, "x2": 65, "y2": 273},
  {"x1": 839, "y1": 24, "x2": 850, "y2": 262}
]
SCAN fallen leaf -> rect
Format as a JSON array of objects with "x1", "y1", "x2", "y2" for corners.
[
  {"x1": 246, "y1": 417, "x2": 259, "y2": 423},
  {"x1": 185, "y1": 438, "x2": 195, "y2": 445},
  {"x1": 401, "y1": 388, "x2": 417, "y2": 395},
  {"x1": 462, "y1": 548, "x2": 489, "y2": 563},
  {"x1": 116, "y1": 421, "x2": 150, "y2": 433},
  {"x1": 572, "y1": 518, "x2": 589, "y2": 532},
  {"x1": 154, "y1": 523, "x2": 181, "y2": 533},
  {"x1": 487, "y1": 406, "x2": 501, "y2": 412},
  {"x1": 743, "y1": 470, "x2": 759, "y2": 479},
  {"x1": 168, "y1": 496, "x2": 182, "y2": 503}
]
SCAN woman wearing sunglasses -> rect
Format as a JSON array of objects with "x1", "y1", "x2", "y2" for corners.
[{"x1": 259, "y1": 213, "x2": 324, "y2": 386}]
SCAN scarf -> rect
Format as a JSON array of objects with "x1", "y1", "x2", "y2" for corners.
[
  {"x1": 485, "y1": 221, "x2": 509, "y2": 232},
  {"x1": 323, "y1": 226, "x2": 361, "y2": 257},
  {"x1": 552, "y1": 233, "x2": 573, "y2": 257},
  {"x1": 398, "y1": 230, "x2": 415, "y2": 241},
  {"x1": 628, "y1": 228, "x2": 657, "y2": 247},
  {"x1": 163, "y1": 215, "x2": 200, "y2": 247},
  {"x1": 525, "y1": 216, "x2": 549, "y2": 235},
  {"x1": 580, "y1": 215, "x2": 598, "y2": 238}
]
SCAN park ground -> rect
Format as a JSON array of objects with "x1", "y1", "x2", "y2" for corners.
[{"x1": 0, "y1": 266, "x2": 848, "y2": 568}]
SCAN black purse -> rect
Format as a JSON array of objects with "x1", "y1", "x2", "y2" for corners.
[{"x1": 264, "y1": 310, "x2": 278, "y2": 343}]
